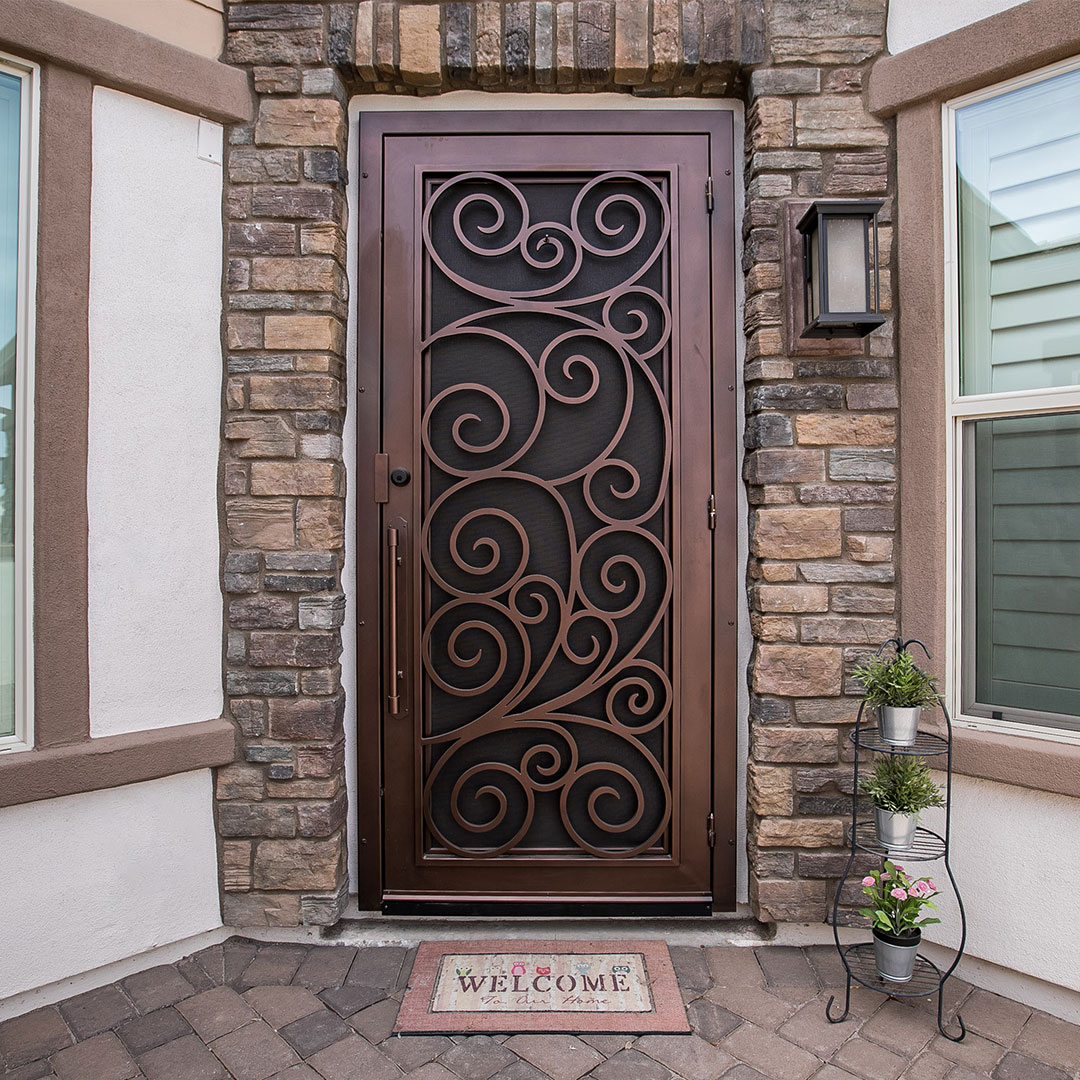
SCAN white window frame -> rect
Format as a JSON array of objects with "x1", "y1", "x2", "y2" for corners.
[
  {"x1": 0, "y1": 52, "x2": 37, "y2": 755},
  {"x1": 943, "y1": 54, "x2": 1080, "y2": 746}
]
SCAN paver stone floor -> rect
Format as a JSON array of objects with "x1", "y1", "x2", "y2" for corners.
[{"x1": 1, "y1": 939, "x2": 1078, "y2": 1079}]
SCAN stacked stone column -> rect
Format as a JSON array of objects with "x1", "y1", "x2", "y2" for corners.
[
  {"x1": 744, "y1": 1, "x2": 897, "y2": 922},
  {"x1": 219, "y1": 3, "x2": 351, "y2": 926}
]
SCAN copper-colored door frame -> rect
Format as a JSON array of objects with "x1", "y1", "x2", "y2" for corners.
[{"x1": 355, "y1": 112, "x2": 738, "y2": 914}]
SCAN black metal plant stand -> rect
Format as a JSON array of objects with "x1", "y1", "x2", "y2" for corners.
[{"x1": 825, "y1": 638, "x2": 967, "y2": 1041}]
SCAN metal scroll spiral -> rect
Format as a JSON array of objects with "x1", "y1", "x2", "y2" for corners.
[{"x1": 419, "y1": 172, "x2": 674, "y2": 859}]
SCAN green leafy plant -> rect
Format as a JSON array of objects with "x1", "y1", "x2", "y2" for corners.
[
  {"x1": 854, "y1": 646, "x2": 940, "y2": 709},
  {"x1": 859, "y1": 860, "x2": 941, "y2": 937},
  {"x1": 858, "y1": 754, "x2": 946, "y2": 815}
]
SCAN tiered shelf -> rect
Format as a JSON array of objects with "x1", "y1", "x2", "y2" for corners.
[
  {"x1": 847, "y1": 821, "x2": 946, "y2": 862},
  {"x1": 825, "y1": 638, "x2": 967, "y2": 1042},
  {"x1": 839, "y1": 943, "x2": 945, "y2": 997}
]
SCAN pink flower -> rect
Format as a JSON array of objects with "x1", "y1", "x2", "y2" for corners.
[
  {"x1": 890, "y1": 888, "x2": 907, "y2": 900},
  {"x1": 861, "y1": 876, "x2": 876, "y2": 887},
  {"x1": 892, "y1": 865, "x2": 904, "y2": 873},
  {"x1": 909, "y1": 881, "x2": 928, "y2": 897},
  {"x1": 927, "y1": 880, "x2": 937, "y2": 891}
]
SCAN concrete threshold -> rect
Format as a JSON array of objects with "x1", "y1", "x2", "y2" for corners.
[{"x1": 318, "y1": 908, "x2": 776, "y2": 948}]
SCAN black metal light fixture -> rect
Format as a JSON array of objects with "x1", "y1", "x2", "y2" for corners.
[{"x1": 796, "y1": 200, "x2": 884, "y2": 338}]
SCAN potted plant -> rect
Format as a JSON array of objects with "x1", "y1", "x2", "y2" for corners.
[
  {"x1": 859, "y1": 861, "x2": 940, "y2": 982},
  {"x1": 854, "y1": 639, "x2": 941, "y2": 745},
  {"x1": 858, "y1": 754, "x2": 945, "y2": 851}
]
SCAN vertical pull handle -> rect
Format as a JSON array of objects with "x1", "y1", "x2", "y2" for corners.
[{"x1": 387, "y1": 525, "x2": 402, "y2": 716}]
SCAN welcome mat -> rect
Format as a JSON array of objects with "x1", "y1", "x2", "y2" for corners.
[{"x1": 395, "y1": 940, "x2": 690, "y2": 1034}]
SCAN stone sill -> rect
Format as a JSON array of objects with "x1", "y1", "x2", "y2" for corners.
[
  {"x1": 952, "y1": 725, "x2": 1080, "y2": 801},
  {"x1": 0, "y1": 717, "x2": 236, "y2": 807},
  {"x1": 869, "y1": 0, "x2": 1079, "y2": 115}
]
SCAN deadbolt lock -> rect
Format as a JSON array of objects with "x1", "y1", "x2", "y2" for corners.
[{"x1": 390, "y1": 468, "x2": 411, "y2": 486}]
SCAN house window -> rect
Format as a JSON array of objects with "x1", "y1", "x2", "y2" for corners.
[
  {"x1": 949, "y1": 59, "x2": 1080, "y2": 734},
  {"x1": 0, "y1": 56, "x2": 34, "y2": 752}
]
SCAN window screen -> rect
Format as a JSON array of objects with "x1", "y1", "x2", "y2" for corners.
[{"x1": 967, "y1": 413, "x2": 1080, "y2": 727}]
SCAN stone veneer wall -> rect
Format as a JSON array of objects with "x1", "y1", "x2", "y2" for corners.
[{"x1": 218, "y1": 0, "x2": 895, "y2": 926}]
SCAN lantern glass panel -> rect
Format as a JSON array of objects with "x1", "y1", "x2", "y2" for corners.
[{"x1": 824, "y1": 215, "x2": 868, "y2": 313}]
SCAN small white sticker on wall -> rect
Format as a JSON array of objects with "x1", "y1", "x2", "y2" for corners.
[{"x1": 197, "y1": 118, "x2": 222, "y2": 165}]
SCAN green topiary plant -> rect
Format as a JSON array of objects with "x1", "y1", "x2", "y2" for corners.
[
  {"x1": 858, "y1": 755, "x2": 946, "y2": 816},
  {"x1": 853, "y1": 645, "x2": 940, "y2": 709}
]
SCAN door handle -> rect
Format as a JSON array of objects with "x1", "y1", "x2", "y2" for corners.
[{"x1": 387, "y1": 524, "x2": 403, "y2": 716}]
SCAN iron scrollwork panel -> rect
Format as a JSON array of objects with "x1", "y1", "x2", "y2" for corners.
[{"x1": 418, "y1": 170, "x2": 678, "y2": 860}]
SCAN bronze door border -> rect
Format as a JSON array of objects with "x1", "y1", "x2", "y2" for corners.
[
  {"x1": 355, "y1": 111, "x2": 738, "y2": 912},
  {"x1": 388, "y1": 144, "x2": 703, "y2": 899}
]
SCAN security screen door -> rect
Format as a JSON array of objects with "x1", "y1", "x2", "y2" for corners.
[{"x1": 357, "y1": 113, "x2": 736, "y2": 912}]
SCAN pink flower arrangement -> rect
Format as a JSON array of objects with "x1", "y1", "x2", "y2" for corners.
[
  {"x1": 907, "y1": 879, "x2": 937, "y2": 899},
  {"x1": 859, "y1": 860, "x2": 941, "y2": 938}
]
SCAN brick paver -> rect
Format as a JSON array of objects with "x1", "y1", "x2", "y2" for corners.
[
  {"x1": 178, "y1": 987, "x2": 259, "y2": 1043},
  {"x1": 50, "y1": 1032, "x2": 137, "y2": 1080},
  {"x1": 116, "y1": 1006, "x2": 194, "y2": 1056},
  {"x1": 1013, "y1": 1011, "x2": 1080, "y2": 1074},
  {"x1": 57, "y1": 985, "x2": 137, "y2": 1041},
  {"x1": 291, "y1": 949, "x2": 357, "y2": 994},
  {"x1": 243, "y1": 987, "x2": 324, "y2": 1030},
  {"x1": 346, "y1": 946, "x2": 409, "y2": 990},
  {"x1": 120, "y1": 965, "x2": 197, "y2": 1013},
  {"x1": 318, "y1": 982, "x2": 386, "y2": 1019},
  {"x1": 438, "y1": 1033, "x2": 518, "y2": 1079},
  {"x1": 2, "y1": 938, "x2": 1079, "y2": 1080},
  {"x1": 278, "y1": 1008, "x2": 352, "y2": 1058},
  {"x1": 0, "y1": 1006, "x2": 74, "y2": 1067},
  {"x1": 139, "y1": 1031, "x2": 227, "y2": 1080},
  {"x1": 210, "y1": 1019, "x2": 300, "y2": 1080},
  {"x1": 343, "y1": 997, "x2": 398, "y2": 1044},
  {"x1": 503, "y1": 1035, "x2": 604, "y2": 1080}
]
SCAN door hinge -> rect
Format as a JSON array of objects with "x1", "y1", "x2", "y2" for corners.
[
  {"x1": 705, "y1": 175, "x2": 714, "y2": 214},
  {"x1": 374, "y1": 453, "x2": 389, "y2": 504},
  {"x1": 706, "y1": 812, "x2": 716, "y2": 848},
  {"x1": 707, "y1": 493, "x2": 716, "y2": 530}
]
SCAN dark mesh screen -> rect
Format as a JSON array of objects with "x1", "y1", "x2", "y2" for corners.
[{"x1": 418, "y1": 171, "x2": 675, "y2": 858}]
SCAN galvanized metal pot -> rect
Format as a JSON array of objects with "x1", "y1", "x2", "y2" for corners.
[
  {"x1": 873, "y1": 927, "x2": 921, "y2": 982},
  {"x1": 874, "y1": 806, "x2": 918, "y2": 850},
  {"x1": 878, "y1": 706, "x2": 920, "y2": 745}
]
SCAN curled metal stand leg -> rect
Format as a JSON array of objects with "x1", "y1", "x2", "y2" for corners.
[
  {"x1": 824, "y1": 703, "x2": 862, "y2": 1028},
  {"x1": 936, "y1": 698, "x2": 967, "y2": 1043},
  {"x1": 825, "y1": 976, "x2": 852, "y2": 1024},
  {"x1": 938, "y1": 992, "x2": 966, "y2": 1042}
]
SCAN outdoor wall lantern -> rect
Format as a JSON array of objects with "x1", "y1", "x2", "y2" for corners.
[{"x1": 796, "y1": 200, "x2": 884, "y2": 338}]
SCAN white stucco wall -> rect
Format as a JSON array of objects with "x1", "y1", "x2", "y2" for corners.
[
  {"x1": 886, "y1": 0, "x2": 1029, "y2": 53},
  {"x1": 87, "y1": 87, "x2": 223, "y2": 738},
  {"x1": 0, "y1": 771, "x2": 221, "y2": 1003},
  {"x1": 0, "y1": 89, "x2": 228, "y2": 1010},
  {"x1": 921, "y1": 774, "x2": 1080, "y2": 994}
]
